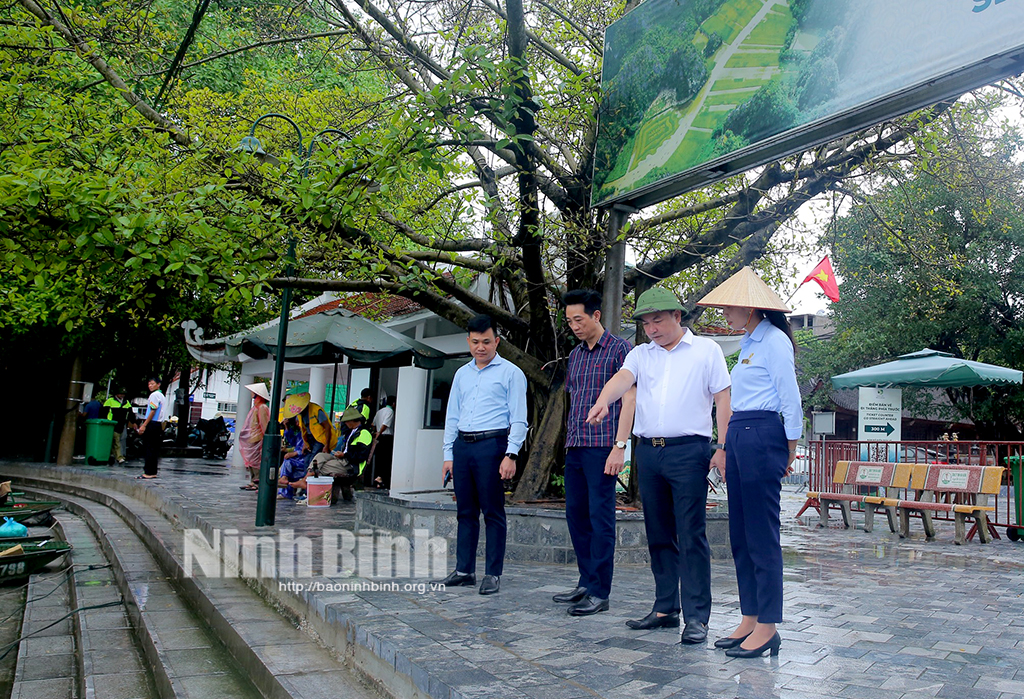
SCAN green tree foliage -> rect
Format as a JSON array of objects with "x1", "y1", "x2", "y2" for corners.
[
  {"x1": 0, "y1": 0, "x2": 359, "y2": 456},
  {"x1": 2, "y1": 0, "x2": 959, "y2": 490},
  {"x1": 800, "y1": 93, "x2": 1024, "y2": 438}
]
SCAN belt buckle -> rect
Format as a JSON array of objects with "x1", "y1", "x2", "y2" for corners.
[{"x1": 652, "y1": 437, "x2": 665, "y2": 447}]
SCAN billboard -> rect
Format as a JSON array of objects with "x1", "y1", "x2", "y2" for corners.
[{"x1": 592, "y1": 0, "x2": 1024, "y2": 208}]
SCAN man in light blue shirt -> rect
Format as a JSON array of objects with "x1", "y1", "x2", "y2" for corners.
[{"x1": 436, "y1": 314, "x2": 528, "y2": 595}]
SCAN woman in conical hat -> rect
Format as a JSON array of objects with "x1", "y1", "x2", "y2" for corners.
[
  {"x1": 696, "y1": 267, "x2": 802, "y2": 658},
  {"x1": 238, "y1": 382, "x2": 272, "y2": 490}
]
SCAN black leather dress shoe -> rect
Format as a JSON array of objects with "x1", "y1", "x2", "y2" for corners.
[
  {"x1": 713, "y1": 633, "x2": 750, "y2": 649},
  {"x1": 725, "y1": 631, "x2": 781, "y2": 658},
  {"x1": 479, "y1": 575, "x2": 500, "y2": 595},
  {"x1": 434, "y1": 571, "x2": 476, "y2": 587},
  {"x1": 568, "y1": 595, "x2": 609, "y2": 616},
  {"x1": 552, "y1": 586, "x2": 588, "y2": 604},
  {"x1": 625, "y1": 611, "x2": 680, "y2": 630},
  {"x1": 680, "y1": 620, "x2": 708, "y2": 644}
]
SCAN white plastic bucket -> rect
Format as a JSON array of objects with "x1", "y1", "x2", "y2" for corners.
[{"x1": 306, "y1": 476, "x2": 334, "y2": 508}]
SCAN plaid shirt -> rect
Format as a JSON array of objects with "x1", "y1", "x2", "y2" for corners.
[{"x1": 565, "y1": 330, "x2": 631, "y2": 448}]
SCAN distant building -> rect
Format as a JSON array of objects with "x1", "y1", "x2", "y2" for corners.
[{"x1": 789, "y1": 311, "x2": 834, "y2": 339}]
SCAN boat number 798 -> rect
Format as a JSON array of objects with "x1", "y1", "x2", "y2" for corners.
[{"x1": 0, "y1": 562, "x2": 27, "y2": 577}]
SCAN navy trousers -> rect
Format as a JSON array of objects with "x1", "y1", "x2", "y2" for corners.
[
  {"x1": 564, "y1": 447, "x2": 617, "y2": 600},
  {"x1": 725, "y1": 411, "x2": 787, "y2": 623},
  {"x1": 452, "y1": 435, "x2": 507, "y2": 576},
  {"x1": 636, "y1": 438, "x2": 712, "y2": 624}
]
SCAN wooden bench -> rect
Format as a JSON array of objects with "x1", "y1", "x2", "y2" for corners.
[
  {"x1": 897, "y1": 464, "x2": 1002, "y2": 544},
  {"x1": 808, "y1": 461, "x2": 912, "y2": 533}
]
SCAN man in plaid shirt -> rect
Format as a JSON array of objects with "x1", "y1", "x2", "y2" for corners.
[{"x1": 552, "y1": 289, "x2": 635, "y2": 616}]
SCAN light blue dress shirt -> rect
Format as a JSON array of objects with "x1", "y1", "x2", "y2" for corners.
[
  {"x1": 730, "y1": 319, "x2": 803, "y2": 440},
  {"x1": 443, "y1": 353, "x2": 528, "y2": 461}
]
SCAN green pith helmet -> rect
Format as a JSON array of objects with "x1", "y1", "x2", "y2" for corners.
[
  {"x1": 632, "y1": 286, "x2": 684, "y2": 320},
  {"x1": 341, "y1": 406, "x2": 364, "y2": 423}
]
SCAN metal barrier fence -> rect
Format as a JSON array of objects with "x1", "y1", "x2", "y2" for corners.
[{"x1": 801, "y1": 440, "x2": 1024, "y2": 532}]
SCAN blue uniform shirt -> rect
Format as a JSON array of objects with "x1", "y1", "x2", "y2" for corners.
[
  {"x1": 730, "y1": 319, "x2": 803, "y2": 440},
  {"x1": 443, "y1": 353, "x2": 528, "y2": 461}
]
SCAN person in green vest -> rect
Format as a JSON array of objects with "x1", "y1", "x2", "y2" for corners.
[
  {"x1": 103, "y1": 389, "x2": 135, "y2": 464},
  {"x1": 304, "y1": 406, "x2": 373, "y2": 502},
  {"x1": 348, "y1": 388, "x2": 374, "y2": 422}
]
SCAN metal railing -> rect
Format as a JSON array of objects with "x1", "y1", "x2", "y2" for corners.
[{"x1": 801, "y1": 440, "x2": 1024, "y2": 531}]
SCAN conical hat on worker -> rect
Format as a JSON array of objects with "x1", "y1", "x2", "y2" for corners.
[
  {"x1": 282, "y1": 391, "x2": 311, "y2": 417},
  {"x1": 244, "y1": 382, "x2": 271, "y2": 402},
  {"x1": 696, "y1": 267, "x2": 790, "y2": 312},
  {"x1": 340, "y1": 406, "x2": 364, "y2": 422}
]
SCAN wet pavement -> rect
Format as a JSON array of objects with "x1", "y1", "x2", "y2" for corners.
[{"x1": 10, "y1": 456, "x2": 1024, "y2": 699}]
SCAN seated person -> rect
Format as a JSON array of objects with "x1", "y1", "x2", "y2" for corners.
[
  {"x1": 287, "y1": 406, "x2": 373, "y2": 502},
  {"x1": 276, "y1": 418, "x2": 304, "y2": 496},
  {"x1": 276, "y1": 391, "x2": 332, "y2": 500}
]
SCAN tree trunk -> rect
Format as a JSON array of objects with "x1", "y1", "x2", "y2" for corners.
[
  {"x1": 56, "y1": 354, "x2": 83, "y2": 465},
  {"x1": 514, "y1": 386, "x2": 567, "y2": 501},
  {"x1": 177, "y1": 363, "x2": 191, "y2": 446}
]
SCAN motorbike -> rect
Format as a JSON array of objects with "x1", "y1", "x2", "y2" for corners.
[{"x1": 190, "y1": 416, "x2": 231, "y2": 460}]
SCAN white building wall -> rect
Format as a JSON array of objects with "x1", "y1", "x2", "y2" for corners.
[{"x1": 390, "y1": 366, "x2": 446, "y2": 494}]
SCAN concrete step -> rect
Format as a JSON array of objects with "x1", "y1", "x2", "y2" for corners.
[
  {"x1": 21, "y1": 483, "x2": 382, "y2": 699},
  {"x1": 10, "y1": 537, "x2": 77, "y2": 699},
  {"x1": 30, "y1": 489, "x2": 260, "y2": 699},
  {"x1": 56, "y1": 513, "x2": 159, "y2": 699}
]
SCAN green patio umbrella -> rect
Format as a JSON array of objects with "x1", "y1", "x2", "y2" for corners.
[
  {"x1": 831, "y1": 349, "x2": 1023, "y2": 389},
  {"x1": 184, "y1": 309, "x2": 449, "y2": 369}
]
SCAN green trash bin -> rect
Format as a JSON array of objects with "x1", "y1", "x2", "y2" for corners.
[
  {"x1": 1004, "y1": 455, "x2": 1024, "y2": 541},
  {"x1": 84, "y1": 419, "x2": 117, "y2": 465}
]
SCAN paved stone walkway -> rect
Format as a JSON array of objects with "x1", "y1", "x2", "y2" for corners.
[{"x1": 16, "y1": 457, "x2": 1024, "y2": 699}]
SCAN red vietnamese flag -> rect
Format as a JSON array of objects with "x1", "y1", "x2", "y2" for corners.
[{"x1": 801, "y1": 256, "x2": 840, "y2": 302}]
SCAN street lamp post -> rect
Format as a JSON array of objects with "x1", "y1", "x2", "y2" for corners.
[{"x1": 236, "y1": 113, "x2": 351, "y2": 527}]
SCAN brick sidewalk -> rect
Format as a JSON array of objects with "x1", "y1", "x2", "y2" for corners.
[{"x1": 13, "y1": 458, "x2": 1024, "y2": 699}]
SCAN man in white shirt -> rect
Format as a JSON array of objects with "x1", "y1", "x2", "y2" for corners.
[
  {"x1": 588, "y1": 286, "x2": 731, "y2": 644},
  {"x1": 371, "y1": 396, "x2": 396, "y2": 488},
  {"x1": 137, "y1": 377, "x2": 166, "y2": 479}
]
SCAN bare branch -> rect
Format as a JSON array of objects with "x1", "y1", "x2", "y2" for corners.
[
  {"x1": 135, "y1": 31, "x2": 353, "y2": 77},
  {"x1": 630, "y1": 191, "x2": 746, "y2": 233},
  {"x1": 402, "y1": 249, "x2": 495, "y2": 273},
  {"x1": 378, "y1": 210, "x2": 513, "y2": 255},
  {"x1": 532, "y1": 0, "x2": 602, "y2": 54},
  {"x1": 477, "y1": 0, "x2": 583, "y2": 76},
  {"x1": 411, "y1": 165, "x2": 517, "y2": 215}
]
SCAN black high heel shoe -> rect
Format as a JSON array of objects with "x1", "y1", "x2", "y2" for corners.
[
  {"x1": 713, "y1": 633, "x2": 750, "y2": 650},
  {"x1": 725, "y1": 631, "x2": 781, "y2": 658}
]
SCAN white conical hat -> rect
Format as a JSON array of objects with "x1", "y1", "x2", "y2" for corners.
[
  {"x1": 244, "y1": 382, "x2": 271, "y2": 401},
  {"x1": 697, "y1": 267, "x2": 790, "y2": 312}
]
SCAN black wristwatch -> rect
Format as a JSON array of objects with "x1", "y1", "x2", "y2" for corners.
[
  {"x1": 711, "y1": 443, "x2": 726, "y2": 452},
  {"x1": 504, "y1": 452, "x2": 518, "y2": 461}
]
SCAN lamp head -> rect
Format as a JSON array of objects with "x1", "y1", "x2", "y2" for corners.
[{"x1": 233, "y1": 135, "x2": 281, "y2": 165}]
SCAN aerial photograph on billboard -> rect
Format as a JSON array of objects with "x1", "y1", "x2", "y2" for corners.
[{"x1": 592, "y1": 0, "x2": 1024, "y2": 206}]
